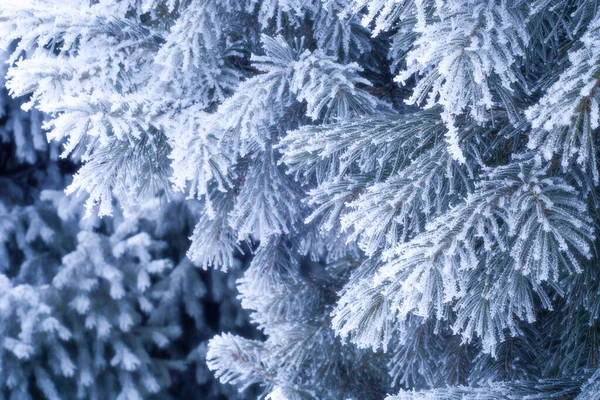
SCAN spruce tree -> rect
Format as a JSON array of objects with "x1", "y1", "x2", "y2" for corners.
[
  {"x1": 0, "y1": 47, "x2": 256, "y2": 400},
  {"x1": 1, "y1": 0, "x2": 600, "y2": 399}
]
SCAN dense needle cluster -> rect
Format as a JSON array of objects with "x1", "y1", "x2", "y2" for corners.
[{"x1": 1, "y1": 0, "x2": 600, "y2": 399}]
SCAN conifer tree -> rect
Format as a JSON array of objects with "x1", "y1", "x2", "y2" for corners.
[
  {"x1": 0, "y1": 49, "x2": 256, "y2": 400},
  {"x1": 2, "y1": 0, "x2": 600, "y2": 399}
]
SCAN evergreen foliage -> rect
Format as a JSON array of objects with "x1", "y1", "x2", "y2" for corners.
[
  {"x1": 0, "y1": 49, "x2": 256, "y2": 399},
  {"x1": 2, "y1": 0, "x2": 600, "y2": 398}
]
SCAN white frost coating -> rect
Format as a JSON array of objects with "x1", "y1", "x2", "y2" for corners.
[
  {"x1": 393, "y1": 0, "x2": 527, "y2": 161},
  {"x1": 333, "y1": 162, "x2": 595, "y2": 358},
  {"x1": 0, "y1": 0, "x2": 599, "y2": 397},
  {"x1": 526, "y1": 14, "x2": 600, "y2": 182}
]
